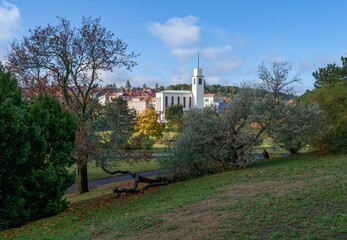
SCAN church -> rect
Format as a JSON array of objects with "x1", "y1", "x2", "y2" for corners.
[{"x1": 155, "y1": 61, "x2": 206, "y2": 121}]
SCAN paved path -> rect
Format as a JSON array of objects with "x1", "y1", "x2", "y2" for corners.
[
  {"x1": 66, "y1": 153, "x2": 289, "y2": 194},
  {"x1": 65, "y1": 170, "x2": 161, "y2": 194}
]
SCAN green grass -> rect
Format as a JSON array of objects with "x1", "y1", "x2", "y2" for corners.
[
  {"x1": 71, "y1": 143, "x2": 167, "y2": 181},
  {"x1": 83, "y1": 159, "x2": 160, "y2": 181},
  {"x1": 2, "y1": 154, "x2": 346, "y2": 239}
]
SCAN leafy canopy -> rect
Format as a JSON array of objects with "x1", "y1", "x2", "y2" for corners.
[{"x1": 134, "y1": 109, "x2": 164, "y2": 139}]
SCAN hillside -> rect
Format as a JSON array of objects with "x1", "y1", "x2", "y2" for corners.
[{"x1": 1, "y1": 154, "x2": 346, "y2": 239}]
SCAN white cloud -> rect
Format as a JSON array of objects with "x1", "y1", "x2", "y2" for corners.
[
  {"x1": 0, "y1": 1, "x2": 20, "y2": 40},
  {"x1": 170, "y1": 47, "x2": 197, "y2": 60},
  {"x1": 171, "y1": 72, "x2": 191, "y2": 85},
  {"x1": 259, "y1": 51, "x2": 284, "y2": 63},
  {"x1": 147, "y1": 16, "x2": 200, "y2": 48},
  {"x1": 201, "y1": 45, "x2": 232, "y2": 60},
  {"x1": 146, "y1": 16, "x2": 245, "y2": 87},
  {"x1": 217, "y1": 57, "x2": 243, "y2": 71},
  {"x1": 100, "y1": 69, "x2": 161, "y2": 88}
]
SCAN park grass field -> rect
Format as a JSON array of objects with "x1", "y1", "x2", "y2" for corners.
[{"x1": 1, "y1": 153, "x2": 346, "y2": 239}]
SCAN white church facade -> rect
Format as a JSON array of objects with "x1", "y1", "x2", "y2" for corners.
[{"x1": 155, "y1": 64, "x2": 207, "y2": 121}]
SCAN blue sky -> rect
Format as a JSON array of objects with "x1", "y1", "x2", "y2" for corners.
[{"x1": 0, "y1": 0, "x2": 346, "y2": 94}]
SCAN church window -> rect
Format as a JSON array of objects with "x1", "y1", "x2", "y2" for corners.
[
  {"x1": 189, "y1": 97, "x2": 192, "y2": 108},
  {"x1": 183, "y1": 97, "x2": 186, "y2": 108},
  {"x1": 171, "y1": 96, "x2": 174, "y2": 105},
  {"x1": 177, "y1": 96, "x2": 180, "y2": 105},
  {"x1": 165, "y1": 96, "x2": 168, "y2": 107},
  {"x1": 193, "y1": 78, "x2": 195, "y2": 84},
  {"x1": 199, "y1": 78, "x2": 202, "y2": 85}
]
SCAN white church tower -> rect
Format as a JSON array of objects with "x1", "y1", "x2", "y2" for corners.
[{"x1": 192, "y1": 53, "x2": 204, "y2": 108}]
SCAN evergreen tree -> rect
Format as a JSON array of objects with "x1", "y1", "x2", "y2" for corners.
[
  {"x1": 0, "y1": 66, "x2": 76, "y2": 229},
  {"x1": 312, "y1": 57, "x2": 347, "y2": 88},
  {"x1": 125, "y1": 80, "x2": 132, "y2": 89},
  {"x1": 94, "y1": 97, "x2": 135, "y2": 151},
  {"x1": 0, "y1": 66, "x2": 31, "y2": 229}
]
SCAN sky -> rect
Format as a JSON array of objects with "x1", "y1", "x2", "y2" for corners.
[{"x1": 0, "y1": 0, "x2": 346, "y2": 94}]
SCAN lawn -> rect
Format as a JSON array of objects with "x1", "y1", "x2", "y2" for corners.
[
  {"x1": 1, "y1": 154, "x2": 346, "y2": 239},
  {"x1": 72, "y1": 143, "x2": 168, "y2": 181}
]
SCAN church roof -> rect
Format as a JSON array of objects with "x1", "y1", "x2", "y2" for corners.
[{"x1": 157, "y1": 90, "x2": 192, "y2": 94}]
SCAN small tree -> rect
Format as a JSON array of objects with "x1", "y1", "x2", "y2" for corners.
[
  {"x1": 129, "y1": 109, "x2": 163, "y2": 150},
  {"x1": 270, "y1": 102, "x2": 325, "y2": 154},
  {"x1": 218, "y1": 87, "x2": 270, "y2": 167},
  {"x1": 134, "y1": 109, "x2": 163, "y2": 139},
  {"x1": 159, "y1": 109, "x2": 223, "y2": 179}
]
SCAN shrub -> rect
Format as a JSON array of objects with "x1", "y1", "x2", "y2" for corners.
[
  {"x1": 159, "y1": 109, "x2": 225, "y2": 180},
  {"x1": 270, "y1": 102, "x2": 326, "y2": 154}
]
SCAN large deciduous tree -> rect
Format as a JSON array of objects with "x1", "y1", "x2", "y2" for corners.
[{"x1": 6, "y1": 17, "x2": 138, "y2": 193}]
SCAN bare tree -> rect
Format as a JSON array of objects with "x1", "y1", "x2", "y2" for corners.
[
  {"x1": 258, "y1": 61, "x2": 301, "y2": 98},
  {"x1": 7, "y1": 17, "x2": 139, "y2": 193}
]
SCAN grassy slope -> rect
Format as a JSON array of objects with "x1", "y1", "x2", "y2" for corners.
[{"x1": 1, "y1": 154, "x2": 346, "y2": 240}]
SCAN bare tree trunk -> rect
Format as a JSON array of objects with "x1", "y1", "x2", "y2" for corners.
[
  {"x1": 74, "y1": 123, "x2": 93, "y2": 194},
  {"x1": 77, "y1": 162, "x2": 89, "y2": 193}
]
